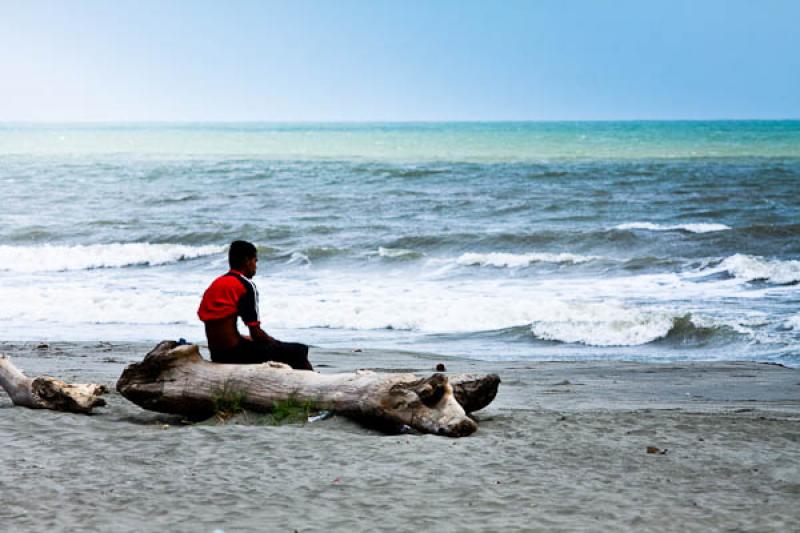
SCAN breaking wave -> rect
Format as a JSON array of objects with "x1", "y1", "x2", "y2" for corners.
[
  {"x1": 0, "y1": 243, "x2": 224, "y2": 272},
  {"x1": 267, "y1": 286, "x2": 737, "y2": 349},
  {"x1": 615, "y1": 222, "x2": 732, "y2": 233},
  {"x1": 530, "y1": 308, "x2": 740, "y2": 347},
  {"x1": 377, "y1": 247, "x2": 424, "y2": 259},
  {"x1": 714, "y1": 254, "x2": 800, "y2": 285},
  {"x1": 456, "y1": 252, "x2": 599, "y2": 268},
  {"x1": 529, "y1": 303, "x2": 676, "y2": 346}
]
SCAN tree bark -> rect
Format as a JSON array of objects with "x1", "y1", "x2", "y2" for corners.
[
  {"x1": 117, "y1": 341, "x2": 500, "y2": 437},
  {"x1": 0, "y1": 355, "x2": 108, "y2": 413}
]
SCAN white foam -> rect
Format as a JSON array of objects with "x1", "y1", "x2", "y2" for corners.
[
  {"x1": 616, "y1": 222, "x2": 731, "y2": 233},
  {"x1": 787, "y1": 315, "x2": 800, "y2": 330},
  {"x1": 529, "y1": 302, "x2": 677, "y2": 346},
  {"x1": 258, "y1": 274, "x2": 688, "y2": 347},
  {"x1": 456, "y1": 252, "x2": 598, "y2": 268},
  {"x1": 716, "y1": 254, "x2": 800, "y2": 285},
  {"x1": 0, "y1": 250, "x2": 777, "y2": 350},
  {"x1": 0, "y1": 243, "x2": 224, "y2": 272},
  {"x1": 0, "y1": 282, "x2": 198, "y2": 325}
]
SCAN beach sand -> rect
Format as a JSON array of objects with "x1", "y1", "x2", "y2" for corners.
[{"x1": 1, "y1": 341, "x2": 799, "y2": 532}]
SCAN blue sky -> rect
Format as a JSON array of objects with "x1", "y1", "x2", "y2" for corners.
[{"x1": 1, "y1": 0, "x2": 798, "y2": 121}]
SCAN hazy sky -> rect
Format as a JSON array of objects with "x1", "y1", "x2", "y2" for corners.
[{"x1": 1, "y1": 0, "x2": 798, "y2": 121}]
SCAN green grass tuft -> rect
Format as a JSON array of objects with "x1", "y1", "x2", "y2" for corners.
[
  {"x1": 262, "y1": 395, "x2": 314, "y2": 426},
  {"x1": 211, "y1": 386, "x2": 315, "y2": 426},
  {"x1": 211, "y1": 381, "x2": 247, "y2": 420}
]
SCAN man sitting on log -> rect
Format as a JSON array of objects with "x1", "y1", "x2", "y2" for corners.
[{"x1": 198, "y1": 240, "x2": 313, "y2": 370}]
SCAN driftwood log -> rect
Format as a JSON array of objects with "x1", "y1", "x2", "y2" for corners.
[
  {"x1": 0, "y1": 355, "x2": 108, "y2": 413},
  {"x1": 117, "y1": 341, "x2": 500, "y2": 437}
]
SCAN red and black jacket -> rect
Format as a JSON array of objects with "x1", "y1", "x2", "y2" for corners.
[{"x1": 197, "y1": 270, "x2": 260, "y2": 327}]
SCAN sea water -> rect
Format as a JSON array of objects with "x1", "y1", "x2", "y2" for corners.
[{"x1": 0, "y1": 121, "x2": 798, "y2": 365}]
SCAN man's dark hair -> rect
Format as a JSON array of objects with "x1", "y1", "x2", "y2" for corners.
[{"x1": 229, "y1": 240, "x2": 257, "y2": 269}]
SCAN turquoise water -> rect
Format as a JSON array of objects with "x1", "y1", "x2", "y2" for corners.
[
  {"x1": 0, "y1": 122, "x2": 798, "y2": 364},
  {"x1": 2, "y1": 121, "x2": 800, "y2": 159}
]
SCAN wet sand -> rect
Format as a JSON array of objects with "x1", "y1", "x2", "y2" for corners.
[{"x1": 1, "y1": 341, "x2": 799, "y2": 532}]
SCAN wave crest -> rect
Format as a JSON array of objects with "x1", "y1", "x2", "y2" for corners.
[
  {"x1": 0, "y1": 243, "x2": 224, "y2": 272},
  {"x1": 530, "y1": 307, "x2": 737, "y2": 347},
  {"x1": 377, "y1": 247, "x2": 424, "y2": 259},
  {"x1": 615, "y1": 222, "x2": 731, "y2": 233},
  {"x1": 457, "y1": 252, "x2": 598, "y2": 268},
  {"x1": 529, "y1": 303, "x2": 676, "y2": 346},
  {"x1": 716, "y1": 254, "x2": 800, "y2": 284}
]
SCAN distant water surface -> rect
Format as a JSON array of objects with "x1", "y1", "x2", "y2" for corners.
[{"x1": 0, "y1": 121, "x2": 798, "y2": 365}]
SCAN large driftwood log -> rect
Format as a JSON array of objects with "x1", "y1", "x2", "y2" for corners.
[
  {"x1": 0, "y1": 355, "x2": 108, "y2": 413},
  {"x1": 117, "y1": 341, "x2": 499, "y2": 437}
]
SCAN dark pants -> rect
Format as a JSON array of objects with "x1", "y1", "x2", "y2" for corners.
[{"x1": 210, "y1": 338, "x2": 312, "y2": 370}]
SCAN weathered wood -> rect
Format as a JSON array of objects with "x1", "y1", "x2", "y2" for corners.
[
  {"x1": 117, "y1": 341, "x2": 497, "y2": 437},
  {"x1": 0, "y1": 355, "x2": 107, "y2": 413},
  {"x1": 450, "y1": 373, "x2": 501, "y2": 413}
]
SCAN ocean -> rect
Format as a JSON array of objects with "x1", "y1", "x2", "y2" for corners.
[{"x1": 0, "y1": 121, "x2": 798, "y2": 365}]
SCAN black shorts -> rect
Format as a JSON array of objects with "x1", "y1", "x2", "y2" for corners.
[{"x1": 210, "y1": 338, "x2": 312, "y2": 371}]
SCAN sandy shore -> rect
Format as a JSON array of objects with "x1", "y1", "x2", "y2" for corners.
[{"x1": 1, "y1": 341, "x2": 799, "y2": 532}]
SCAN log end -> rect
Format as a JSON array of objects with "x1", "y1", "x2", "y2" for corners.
[
  {"x1": 116, "y1": 341, "x2": 217, "y2": 418},
  {"x1": 116, "y1": 341, "x2": 201, "y2": 396},
  {"x1": 450, "y1": 373, "x2": 501, "y2": 413}
]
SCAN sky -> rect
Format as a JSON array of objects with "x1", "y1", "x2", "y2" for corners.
[{"x1": 1, "y1": 0, "x2": 798, "y2": 122}]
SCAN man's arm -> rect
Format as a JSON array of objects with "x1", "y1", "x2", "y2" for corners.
[
  {"x1": 235, "y1": 275, "x2": 274, "y2": 343},
  {"x1": 248, "y1": 324, "x2": 276, "y2": 345}
]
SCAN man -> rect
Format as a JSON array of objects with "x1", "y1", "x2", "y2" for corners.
[{"x1": 197, "y1": 240, "x2": 313, "y2": 370}]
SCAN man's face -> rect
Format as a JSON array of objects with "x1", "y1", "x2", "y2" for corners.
[{"x1": 243, "y1": 255, "x2": 258, "y2": 278}]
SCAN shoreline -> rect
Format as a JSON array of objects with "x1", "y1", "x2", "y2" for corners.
[{"x1": 2, "y1": 341, "x2": 799, "y2": 531}]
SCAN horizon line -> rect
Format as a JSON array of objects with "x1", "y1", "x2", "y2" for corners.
[{"x1": 1, "y1": 118, "x2": 799, "y2": 126}]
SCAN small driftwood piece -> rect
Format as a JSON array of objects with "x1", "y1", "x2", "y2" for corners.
[
  {"x1": 0, "y1": 355, "x2": 108, "y2": 413},
  {"x1": 118, "y1": 341, "x2": 500, "y2": 437}
]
